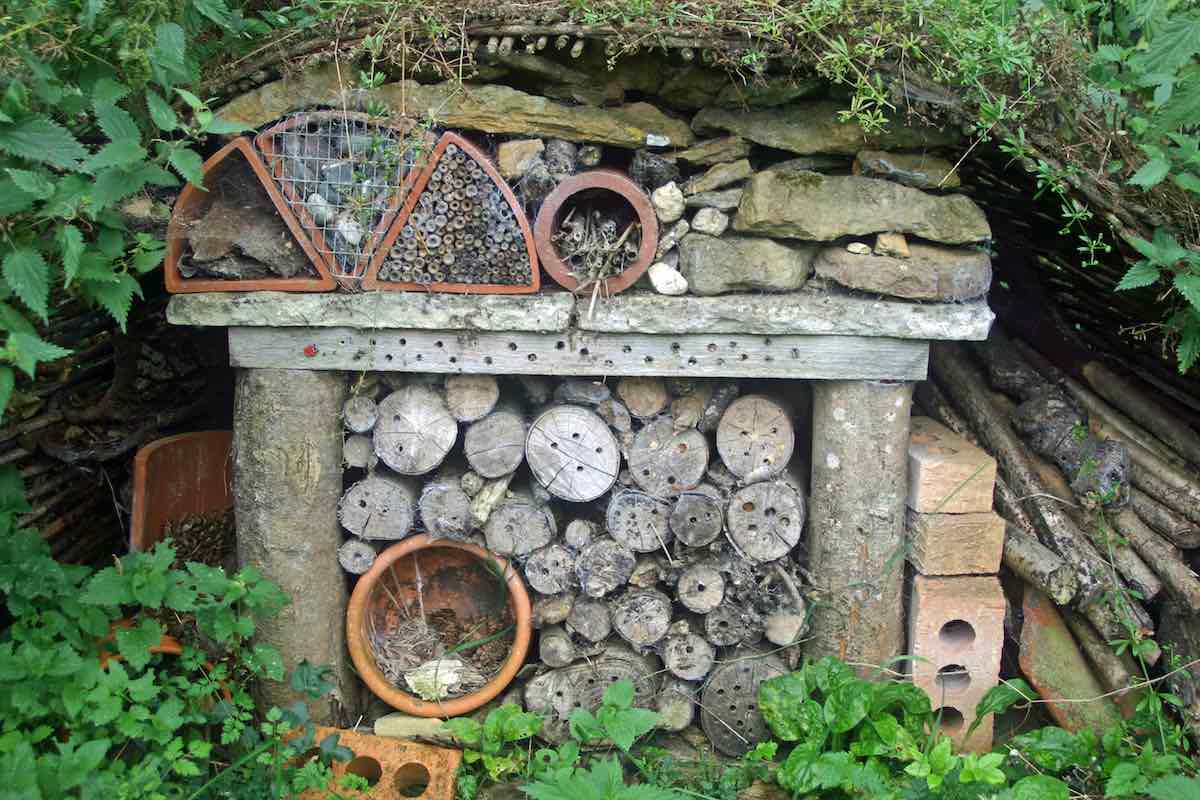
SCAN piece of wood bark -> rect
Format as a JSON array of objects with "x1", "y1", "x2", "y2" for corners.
[
  {"x1": 575, "y1": 537, "x2": 637, "y2": 598},
  {"x1": 532, "y1": 591, "x2": 575, "y2": 628},
  {"x1": 343, "y1": 434, "x2": 378, "y2": 469},
  {"x1": 1130, "y1": 489, "x2": 1200, "y2": 549},
  {"x1": 337, "y1": 473, "x2": 419, "y2": 540},
  {"x1": 677, "y1": 563, "x2": 725, "y2": 613},
  {"x1": 595, "y1": 398, "x2": 633, "y2": 433},
  {"x1": 616, "y1": 376, "x2": 670, "y2": 419},
  {"x1": 1002, "y1": 524, "x2": 1078, "y2": 606},
  {"x1": 716, "y1": 394, "x2": 795, "y2": 482},
  {"x1": 565, "y1": 597, "x2": 612, "y2": 642},
  {"x1": 669, "y1": 488, "x2": 725, "y2": 547},
  {"x1": 726, "y1": 480, "x2": 805, "y2": 562},
  {"x1": 613, "y1": 588, "x2": 673, "y2": 648},
  {"x1": 444, "y1": 375, "x2": 500, "y2": 422},
  {"x1": 524, "y1": 544, "x2": 577, "y2": 595},
  {"x1": 700, "y1": 382, "x2": 739, "y2": 433},
  {"x1": 627, "y1": 416, "x2": 709, "y2": 496},
  {"x1": 464, "y1": 407, "x2": 527, "y2": 479},
  {"x1": 484, "y1": 485, "x2": 556, "y2": 556},
  {"x1": 343, "y1": 395, "x2": 379, "y2": 433},
  {"x1": 1061, "y1": 373, "x2": 1187, "y2": 469},
  {"x1": 526, "y1": 405, "x2": 620, "y2": 502},
  {"x1": 469, "y1": 471, "x2": 514, "y2": 528},
  {"x1": 374, "y1": 385, "x2": 458, "y2": 475},
  {"x1": 337, "y1": 537, "x2": 377, "y2": 575},
  {"x1": 662, "y1": 632, "x2": 715, "y2": 680},
  {"x1": 419, "y1": 474, "x2": 472, "y2": 540}
]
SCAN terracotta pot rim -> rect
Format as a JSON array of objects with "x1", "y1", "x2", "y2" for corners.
[
  {"x1": 164, "y1": 137, "x2": 335, "y2": 294},
  {"x1": 346, "y1": 534, "x2": 532, "y2": 718},
  {"x1": 362, "y1": 132, "x2": 540, "y2": 294},
  {"x1": 255, "y1": 111, "x2": 426, "y2": 290},
  {"x1": 533, "y1": 169, "x2": 659, "y2": 296}
]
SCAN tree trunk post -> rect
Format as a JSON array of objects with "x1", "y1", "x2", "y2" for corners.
[
  {"x1": 805, "y1": 379, "x2": 913, "y2": 672},
  {"x1": 233, "y1": 368, "x2": 360, "y2": 724}
]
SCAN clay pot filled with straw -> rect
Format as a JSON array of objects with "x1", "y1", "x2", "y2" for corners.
[{"x1": 346, "y1": 534, "x2": 532, "y2": 717}]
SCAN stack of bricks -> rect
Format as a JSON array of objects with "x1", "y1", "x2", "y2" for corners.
[{"x1": 905, "y1": 417, "x2": 1006, "y2": 752}]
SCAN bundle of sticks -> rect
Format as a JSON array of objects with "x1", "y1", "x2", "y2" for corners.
[{"x1": 922, "y1": 333, "x2": 1200, "y2": 737}]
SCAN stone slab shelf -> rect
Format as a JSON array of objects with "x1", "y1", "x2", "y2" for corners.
[{"x1": 167, "y1": 289, "x2": 993, "y2": 380}]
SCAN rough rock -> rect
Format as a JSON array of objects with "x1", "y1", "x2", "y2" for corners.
[
  {"x1": 683, "y1": 159, "x2": 752, "y2": 195},
  {"x1": 678, "y1": 233, "x2": 816, "y2": 295},
  {"x1": 715, "y1": 76, "x2": 823, "y2": 108},
  {"x1": 658, "y1": 66, "x2": 726, "y2": 109},
  {"x1": 874, "y1": 232, "x2": 910, "y2": 258},
  {"x1": 767, "y1": 155, "x2": 851, "y2": 173},
  {"x1": 544, "y1": 84, "x2": 617, "y2": 107},
  {"x1": 673, "y1": 136, "x2": 751, "y2": 165},
  {"x1": 845, "y1": 242, "x2": 871, "y2": 255},
  {"x1": 855, "y1": 150, "x2": 961, "y2": 189},
  {"x1": 629, "y1": 150, "x2": 680, "y2": 189},
  {"x1": 218, "y1": 65, "x2": 695, "y2": 148},
  {"x1": 652, "y1": 182, "x2": 685, "y2": 223},
  {"x1": 734, "y1": 170, "x2": 991, "y2": 244},
  {"x1": 497, "y1": 139, "x2": 545, "y2": 179},
  {"x1": 648, "y1": 261, "x2": 689, "y2": 295},
  {"x1": 690, "y1": 208, "x2": 729, "y2": 237},
  {"x1": 578, "y1": 144, "x2": 603, "y2": 167},
  {"x1": 544, "y1": 139, "x2": 578, "y2": 178},
  {"x1": 692, "y1": 101, "x2": 959, "y2": 155},
  {"x1": 517, "y1": 159, "x2": 556, "y2": 208},
  {"x1": 480, "y1": 51, "x2": 592, "y2": 86},
  {"x1": 685, "y1": 188, "x2": 742, "y2": 210},
  {"x1": 655, "y1": 219, "x2": 690, "y2": 258},
  {"x1": 814, "y1": 242, "x2": 991, "y2": 300}
]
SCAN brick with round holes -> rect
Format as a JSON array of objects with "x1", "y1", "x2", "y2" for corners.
[
  {"x1": 907, "y1": 417, "x2": 997, "y2": 513},
  {"x1": 906, "y1": 574, "x2": 1006, "y2": 753},
  {"x1": 301, "y1": 726, "x2": 461, "y2": 800}
]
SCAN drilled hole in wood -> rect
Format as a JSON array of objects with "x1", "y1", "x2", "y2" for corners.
[
  {"x1": 622, "y1": 345, "x2": 632, "y2": 353},
  {"x1": 580, "y1": 348, "x2": 590, "y2": 356},
  {"x1": 435, "y1": 341, "x2": 444, "y2": 348},
  {"x1": 556, "y1": 341, "x2": 565, "y2": 349},
  {"x1": 484, "y1": 356, "x2": 493, "y2": 365},
  {"x1": 508, "y1": 342, "x2": 518, "y2": 350},
  {"x1": 400, "y1": 338, "x2": 407, "y2": 345},
  {"x1": 707, "y1": 343, "x2": 717, "y2": 352},
  {"x1": 742, "y1": 502, "x2": 755, "y2": 512},
  {"x1": 385, "y1": 354, "x2": 394, "y2": 362},
  {"x1": 528, "y1": 353, "x2": 537, "y2": 361}
]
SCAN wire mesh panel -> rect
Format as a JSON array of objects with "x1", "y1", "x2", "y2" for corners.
[{"x1": 255, "y1": 111, "x2": 427, "y2": 285}]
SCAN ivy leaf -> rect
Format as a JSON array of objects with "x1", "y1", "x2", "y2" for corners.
[
  {"x1": 1129, "y1": 157, "x2": 1170, "y2": 189},
  {"x1": 5, "y1": 169, "x2": 54, "y2": 200},
  {"x1": 0, "y1": 116, "x2": 87, "y2": 170},
  {"x1": 5, "y1": 332, "x2": 71, "y2": 377},
  {"x1": 83, "y1": 272, "x2": 142, "y2": 330},
  {"x1": 146, "y1": 90, "x2": 178, "y2": 132},
  {"x1": 2, "y1": 249, "x2": 51, "y2": 322},
  {"x1": 168, "y1": 147, "x2": 205, "y2": 187},
  {"x1": 1175, "y1": 273, "x2": 1200, "y2": 311},
  {"x1": 1116, "y1": 261, "x2": 1161, "y2": 291},
  {"x1": 88, "y1": 140, "x2": 147, "y2": 172},
  {"x1": 290, "y1": 660, "x2": 334, "y2": 699},
  {"x1": 968, "y1": 679, "x2": 1034, "y2": 738},
  {"x1": 57, "y1": 224, "x2": 85, "y2": 286}
]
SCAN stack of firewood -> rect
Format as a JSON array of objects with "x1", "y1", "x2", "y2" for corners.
[
  {"x1": 336, "y1": 372, "x2": 810, "y2": 754},
  {"x1": 921, "y1": 334, "x2": 1200, "y2": 736}
]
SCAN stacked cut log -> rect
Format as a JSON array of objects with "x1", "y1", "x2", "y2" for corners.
[
  {"x1": 905, "y1": 417, "x2": 1005, "y2": 753},
  {"x1": 922, "y1": 335, "x2": 1200, "y2": 739},
  {"x1": 337, "y1": 373, "x2": 811, "y2": 755}
]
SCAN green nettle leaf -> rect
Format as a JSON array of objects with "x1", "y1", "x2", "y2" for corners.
[
  {"x1": 81, "y1": 566, "x2": 133, "y2": 606},
  {"x1": 1146, "y1": 775, "x2": 1200, "y2": 800},
  {"x1": 57, "y1": 225, "x2": 85, "y2": 286},
  {"x1": 1012, "y1": 774, "x2": 1070, "y2": 800},
  {"x1": 94, "y1": 101, "x2": 141, "y2": 143},
  {"x1": 602, "y1": 707, "x2": 657, "y2": 752},
  {"x1": 83, "y1": 272, "x2": 142, "y2": 329},
  {"x1": 1175, "y1": 171, "x2": 1200, "y2": 194},
  {"x1": 90, "y1": 167, "x2": 149, "y2": 211},
  {"x1": 1116, "y1": 261, "x2": 1161, "y2": 291},
  {"x1": 444, "y1": 717, "x2": 483, "y2": 747},
  {"x1": 146, "y1": 90, "x2": 179, "y2": 132},
  {"x1": 0, "y1": 304, "x2": 34, "y2": 335},
  {"x1": 88, "y1": 140, "x2": 147, "y2": 172},
  {"x1": 91, "y1": 78, "x2": 130, "y2": 104},
  {"x1": 1128, "y1": 157, "x2": 1170, "y2": 189},
  {"x1": 5, "y1": 169, "x2": 54, "y2": 200},
  {"x1": 0, "y1": 464, "x2": 31, "y2": 513},
  {"x1": 0, "y1": 175, "x2": 36, "y2": 216},
  {"x1": 603, "y1": 679, "x2": 635, "y2": 709},
  {"x1": 154, "y1": 24, "x2": 191, "y2": 84},
  {"x1": 1175, "y1": 273, "x2": 1200, "y2": 311},
  {"x1": 1178, "y1": 322, "x2": 1200, "y2": 374},
  {"x1": 1, "y1": 249, "x2": 51, "y2": 322},
  {"x1": 5, "y1": 332, "x2": 71, "y2": 377},
  {"x1": 0, "y1": 116, "x2": 88, "y2": 170},
  {"x1": 0, "y1": 367, "x2": 13, "y2": 420},
  {"x1": 1132, "y1": 12, "x2": 1200, "y2": 75},
  {"x1": 169, "y1": 147, "x2": 206, "y2": 186}
]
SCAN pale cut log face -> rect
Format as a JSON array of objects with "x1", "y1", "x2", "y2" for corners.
[
  {"x1": 716, "y1": 394, "x2": 795, "y2": 481},
  {"x1": 527, "y1": 405, "x2": 620, "y2": 501},
  {"x1": 374, "y1": 385, "x2": 458, "y2": 475},
  {"x1": 725, "y1": 481, "x2": 805, "y2": 562}
]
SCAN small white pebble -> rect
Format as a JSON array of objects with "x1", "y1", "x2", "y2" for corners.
[{"x1": 648, "y1": 261, "x2": 688, "y2": 295}]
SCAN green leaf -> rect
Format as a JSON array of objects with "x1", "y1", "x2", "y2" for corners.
[
  {"x1": 202, "y1": 117, "x2": 250, "y2": 136},
  {"x1": 90, "y1": 167, "x2": 149, "y2": 210},
  {"x1": 1010, "y1": 726, "x2": 1089, "y2": 773},
  {"x1": 0, "y1": 116, "x2": 87, "y2": 170},
  {"x1": 1129, "y1": 157, "x2": 1170, "y2": 189},
  {"x1": 169, "y1": 147, "x2": 205, "y2": 187},
  {"x1": 1178, "y1": 322, "x2": 1200, "y2": 373},
  {"x1": 1133, "y1": 12, "x2": 1200, "y2": 75},
  {"x1": 445, "y1": 717, "x2": 483, "y2": 748},
  {"x1": 567, "y1": 708, "x2": 604, "y2": 744},
  {"x1": 602, "y1": 707, "x2": 657, "y2": 752},
  {"x1": 82, "y1": 566, "x2": 132, "y2": 606},
  {"x1": 5, "y1": 169, "x2": 53, "y2": 200},
  {"x1": 1175, "y1": 171, "x2": 1200, "y2": 194},
  {"x1": 91, "y1": 78, "x2": 130, "y2": 104},
  {"x1": 823, "y1": 683, "x2": 869, "y2": 733},
  {"x1": 0, "y1": 464, "x2": 30, "y2": 513},
  {"x1": 94, "y1": 101, "x2": 140, "y2": 143},
  {"x1": 0, "y1": 175, "x2": 36, "y2": 216},
  {"x1": 57, "y1": 225, "x2": 85, "y2": 286},
  {"x1": 115, "y1": 618, "x2": 163, "y2": 670},
  {"x1": 146, "y1": 90, "x2": 178, "y2": 132},
  {"x1": 0, "y1": 367, "x2": 13, "y2": 422},
  {"x1": 88, "y1": 140, "x2": 147, "y2": 171},
  {"x1": 5, "y1": 332, "x2": 70, "y2": 377},
  {"x1": 290, "y1": 660, "x2": 335, "y2": 698},
  {"x1": 0, "y1": 304, "x2": 34, "y2": 335},
  {"x1": 1116, "y1": 261, "x2": 1161, "y2": 291},
  {"x1": 603, "y1": 679, "x2": 635, "y2": 709},
  {"x1": 1012, "y1": 775, "x2": 1070, "y2": 800},
  {"x1": 1105, "y1": 761, "x2": 1149, "y2": 798},
  {"x1": 153, "y1": 24, "x2": 190, "y2": 85},
  {"x1": 1, "y1": 249, "x2": 50, "y2": 322},
  {"x1": 758, "y1": 673, "x2": 815, "y2": 740},
  {"x1": 1146, "y1": 775, "x2": 1200, "y2": 800},
  {"x1": 1176, "y1": 273, "x2": 1200, "y2": 311},
  {"x1": 83, "y1": 271, "x2": 142, "y2": 330},
  {"x1": 174, "y1": 88, "x2": 205, "y2": 110}
]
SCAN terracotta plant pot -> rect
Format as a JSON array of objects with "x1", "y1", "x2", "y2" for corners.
[
  {"x1": 164, "y1": 138, "x2": 335, "y2": 293},
  {"x1": 130, "y1": 431, "x2": 232, "y2": 552},
  {"x1": 346, "y1": 534, "x2": 532, "y2": 717},
  {"x1": 255, "y1": 111, "x2": 428, "y2": 289},
  {"x1": 533, "y1": 169, "x2": 659, "y2": 296},
  {"x1": 363, "y1": 132, "x2": 540, "y2": 294}
]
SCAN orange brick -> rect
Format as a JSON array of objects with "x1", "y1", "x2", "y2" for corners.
[
  {"x1": 907, "y1": 510, "x2": 1005, "y2": 575},
  {"x1": 304, "y1": 726, "x2": 462, "y2": 800},
  {"x1": 907, "y1": 417, "x2": 997, "y2": 513},
  {"x1": 907, "y1": 574, "x2": 1005, "y2": 752}
]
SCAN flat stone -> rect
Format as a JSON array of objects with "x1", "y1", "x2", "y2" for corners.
[
  {"x1": 767, "y1": 154, "x2": 851, "y2": 173},
  {"x1": 690, "y1": 208, "x2": 729, "y2": 236},
  {"x1": 856, "y1": 149, "x2": 961, "y2": 189},
  {"x1": 652, "y1": 182, "x2": 685, "y2": 223},
  {"x1": 678, "y1": 233, "x2": 816, "y2": 296},
  {"x1": 166, "y1": 291, "x2": 574, "y2": 332},
  {"x1": 218, "y1": 64, "x2": 694, "y2": 148},
  {"x1": 496, "y1": 139, "x2": 545, "y2": 180},
  {"x1": 481, "y1": 51, "x2": 592, "y2": 86},
  {"x1": 673, "y1": 136, "x2": 751, "y2": 165},
  {"x1": 874, "y1": 232, "x2": 910, "y2": 258},
  {"x1": 692, "y1": 101, "x2": 960, "y2": 155},
  {"x1": 715, "y1": 76, "x2": 824, "y2": 108},
  {"x1": 1019, "y1": 586, "x2": 1123, "y2": 733},
  {"x1": 734, "y1": 170, "x2": 991, "y2": 244},
  {"x1": 814, "y1": 242, "x2": 991, "y2": 300},
  {"x1": 683, "y1": 159, "x2": 752, "y2": 195},
  {"x1": 658, "y1": 65, "x2": 726, "y2": 109},
  {"x1": 684, "y1": 188, "x2": 742, "y2": 210}
]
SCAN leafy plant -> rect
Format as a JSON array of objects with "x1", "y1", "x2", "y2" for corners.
[
  {"x1": 446, "y1": 703, "x2": 544, "y2": 792},
  {"x1": 568, "y1": 680, "x2": 658, "y2": 753}
]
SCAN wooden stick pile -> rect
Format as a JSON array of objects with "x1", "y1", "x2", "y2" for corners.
[{"x1": 336, "y1": 372, "x2": 811, "y2": 754}]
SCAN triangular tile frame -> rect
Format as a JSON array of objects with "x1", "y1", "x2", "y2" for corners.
[
  {"x1": 165, "y1": 137, "x2": 334, "y2": 293},
  {"x1": 363, "y1": 133, "x2": 540, "y2": 294},
  {"x1": 255, "y1": 111, "x2": 428, "y2": 290}
]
